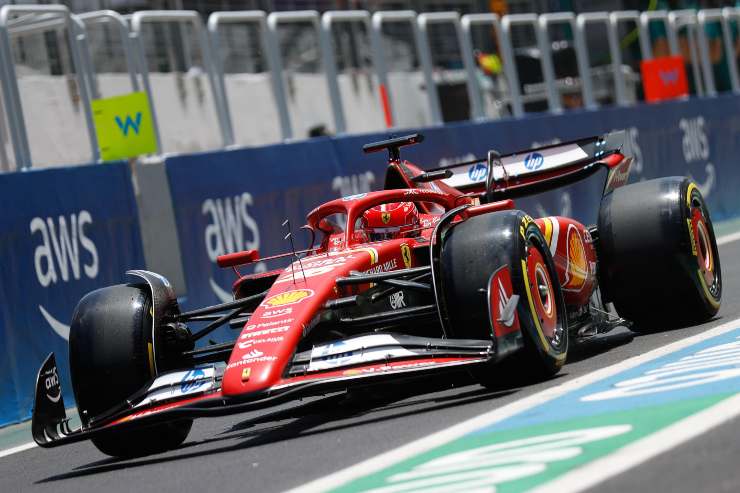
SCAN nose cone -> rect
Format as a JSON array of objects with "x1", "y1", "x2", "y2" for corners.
[
  {"x1": 221, "y1": 315, "x2": 297, "y2": 396},
  {"x1": 220, "y1": 248, "x2": 391, "y2": 397},
  {"x1": 221, "y1": 285, "x2": 328, "y2": 397}
]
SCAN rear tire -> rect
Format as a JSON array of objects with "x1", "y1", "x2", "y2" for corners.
[
  {"x1": 69, "y1": 284, "x2": 192, "y2": 457},
  {"x1": 440, "y1": 210, "x2": 568, "y2": 385},
  {"x1": 598, "y1": 177, "x2": 721, "y2": 331}
]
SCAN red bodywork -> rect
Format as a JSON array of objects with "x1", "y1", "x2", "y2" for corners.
[
  {"x1": 536, "y1": 217, "x2": 598, "y2": 308},
  {"x1": 220, "y1": 159, "x2": 617, "y2": 400},
  {"x1": 223, "y1": 189, "x2": 471, "y2": 397}
]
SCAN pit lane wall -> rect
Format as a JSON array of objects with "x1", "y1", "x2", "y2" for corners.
[
  {"x1": 0, "y1": 163, "x2": 145, "y2": 426},
  {"x1": 1, "y1": 94, "x2": 739, "y2": 427}
]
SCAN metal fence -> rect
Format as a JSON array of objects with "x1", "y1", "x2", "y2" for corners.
[{"x1": 0, "y1": 4, "x2": 738, "y2": 171}]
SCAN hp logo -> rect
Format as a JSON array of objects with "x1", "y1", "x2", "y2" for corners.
[
  {"x1": 523, "y1": 152, "x2": 544, "y2": 171},
  {"x1": 468, "y1": 163, "x2": 488, "y2": 182}
]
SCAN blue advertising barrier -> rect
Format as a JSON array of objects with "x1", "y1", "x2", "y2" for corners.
[{"x1": 0, "y1": 162, "x2": 145, "y2": 427}]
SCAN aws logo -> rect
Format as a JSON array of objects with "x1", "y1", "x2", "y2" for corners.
[
  {"x1": 31, "y1": 211, "x2": 100, "y2": 340},
  {"x1": 202, "y1": 193, "x2": 263, "y2": 302},
  {"x1": 43, "y1": 365, "x2": 61, "y2": 403}
]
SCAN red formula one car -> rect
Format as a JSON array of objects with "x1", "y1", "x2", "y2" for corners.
[{"x1": 32, "y1": 132, "x2": 721, "y2": 457}]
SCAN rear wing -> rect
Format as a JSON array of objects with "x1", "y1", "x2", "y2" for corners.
[{"x1": 434, "y1": 131, "x2": 632, "y2": 200}]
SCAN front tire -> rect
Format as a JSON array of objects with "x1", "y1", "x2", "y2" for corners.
[
  {"x1": 598, "y1": 177, "x2": 721, "y2": 331},
  {"x1": 69, "y1": 284, "x2": 192, "y2": 457},
  {"x1": 440, "y1": 210, "x2": 568, "y2": 385}
]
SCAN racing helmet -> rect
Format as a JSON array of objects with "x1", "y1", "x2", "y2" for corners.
[{"x1": 361, "y1": 202, "x2": 420, "y2": 241}]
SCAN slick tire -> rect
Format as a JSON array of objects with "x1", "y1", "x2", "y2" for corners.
[
  {"x1": 69, "y1": 284, "x2": 192, "y2": 457},
  {"x1": 440, "y1": 210, "x2": 568, "y2": 385},
  {"x1": 598, "y1": 177, "x2": 721, "y2": 331}
]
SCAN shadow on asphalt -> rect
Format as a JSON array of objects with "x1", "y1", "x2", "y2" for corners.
[
  {"x1": 628, "y1": 315, "x2": 723, "y2": 336},
  {"x1": 35, "y1": 377, "x2": 517, "y2": 484},
  {"x1": 568, "y1": 329, "x2": 635, "y2": 363},
  {"x1": 36, "y1": 324, "x2": 643, "y2": 484}
]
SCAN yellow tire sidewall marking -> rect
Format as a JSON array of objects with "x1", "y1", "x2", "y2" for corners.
[{"x1": 685, "y1": 182, "x2": 719, "y2": 308}]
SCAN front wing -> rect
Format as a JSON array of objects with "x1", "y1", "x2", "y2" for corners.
[{"x1": 32, "y1": 335, "x2": 493, "y2": 448}]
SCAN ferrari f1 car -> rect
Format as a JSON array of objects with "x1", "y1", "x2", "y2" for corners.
[{"x1": 32, "y1": 132, "x2": 721, "y2": 457}]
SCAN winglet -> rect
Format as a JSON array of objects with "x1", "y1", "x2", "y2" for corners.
[{"x1": 31, "y1": 353, "x2": 69, "y2": 446}]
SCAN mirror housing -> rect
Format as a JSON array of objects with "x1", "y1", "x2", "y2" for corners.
[{"x1": 216, "y1": 249, "x2": 260, "y2": 268}]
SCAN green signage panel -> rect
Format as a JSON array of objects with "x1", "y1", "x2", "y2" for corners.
[{"x1": 92, "y1": 91, "x2": 157, "y2": 161}]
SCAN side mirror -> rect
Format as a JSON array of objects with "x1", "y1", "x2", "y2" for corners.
[{"x1": 216, "y1": 249, "x2": 260, "y2": 268}]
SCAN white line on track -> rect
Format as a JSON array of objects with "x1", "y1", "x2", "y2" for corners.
[
  {"x1": 290, "y1": 315, "x2": 740, "y2": 493},
  {"x1": 717, "y1": 229, "x2": 740, "y2": 246},
  {"x1": 0, "y1": 442, "x2": 36, "y2": 459},
  {"x1": 531, "y1": 392, "x2": 740, "y2": 493},
  {"x1": 3, "y1": 230, "x2": 740, "y2": 463}
]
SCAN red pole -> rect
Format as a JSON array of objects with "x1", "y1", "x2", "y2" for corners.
[{"x1": 379, "y1": 83, "x2": 393, "y2": 128}]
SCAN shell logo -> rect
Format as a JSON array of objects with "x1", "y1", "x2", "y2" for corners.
[
  {"x1": 261, "y1": 289, "x2": 315, "y2": 308},
  {"x1": 564, "y1": 226, "x2": 587, "y2": 291}
]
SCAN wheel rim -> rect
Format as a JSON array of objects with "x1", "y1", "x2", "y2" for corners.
[
  {"x1": 696, "y1": 218, "x2": 712, "y2": 272},
  {"x1": 526, "y1": 244, "x2": 562, "y2": 348},
  {"x1": 690, "y1": 199, "x2": 719, "y2": 298},
  {"x1": 534, "y1": 264, "x2": 553, "y2": 317}
]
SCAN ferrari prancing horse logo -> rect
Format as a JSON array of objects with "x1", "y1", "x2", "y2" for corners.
[
  {"x1": 381, "y1": 212, "x2": 391, "y2": 224},
  {"x1": 401, "y1": 244, "x2": 412, "y2": 268}
]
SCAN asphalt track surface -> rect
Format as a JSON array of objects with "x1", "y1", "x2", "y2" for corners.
[{"x1": 3, "y1": 238, "x2": 740, "y2": 492}]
